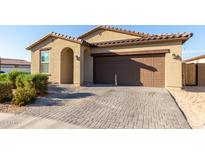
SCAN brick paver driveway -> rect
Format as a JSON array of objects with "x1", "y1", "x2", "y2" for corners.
[{"x1": 3, "y1": 85, "x2": 190, "y2": 129}]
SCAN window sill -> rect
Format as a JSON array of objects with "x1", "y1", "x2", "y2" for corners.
[{"x1": 40, "y1": 73, "x2": 51, "y2": 76}]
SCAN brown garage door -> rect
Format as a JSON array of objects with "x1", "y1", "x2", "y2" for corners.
[{"x1": 93, "y1": 53, "x2": 165, "y2": 87}]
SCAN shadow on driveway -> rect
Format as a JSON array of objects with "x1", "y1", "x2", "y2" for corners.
[{"x1": 30, "y1": 85, "x2": 95, "y2": 107}]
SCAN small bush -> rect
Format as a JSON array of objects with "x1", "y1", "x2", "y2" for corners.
[
  {"x1": 12, "y1": 87, "x2": 36, "y2": 106},
  {"x1": 15, "y1": 74, "x2": 48, "y2": 95},
  {"x1": 0, "y1": 74, "x2": 9, "y2": 81},
  {"x1": 31, "y1": 74, "x2": 48, "y2": 95},
  {"x1": 15, "y1": 74, "x2": 26, "y2": 88},
  {"x1": 0, "y1": 72, "x2": 48, "y2": 106},
  {"x1": 0, "y1": 81, "x2": 13, "y2": 103},
  {"x1": 24, "y1": 75, "x2": 35, "y2": 88},
  {"x1": 15, "y1": 74, "x2": 34, "y2": 88},
  {"x1": 7, "y1": 71, "x2": 24, "y2": 88}
]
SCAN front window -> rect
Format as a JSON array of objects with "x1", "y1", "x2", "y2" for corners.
[{"x1": 40, "y1": 51, "x2": 49, "y2": 73}]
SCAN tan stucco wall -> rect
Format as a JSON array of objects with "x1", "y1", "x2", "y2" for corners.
[
  {"x1": 83, "y1": 48, "x2": 93, "y2": 84},
  {"x1": 31, "y1": 49, "x2": 40, "y2": 74},
  {"x1": 30, "y1": 37, "x2": 84, "y2": 85},
  {"x1": 31, "y1": 37, "x2": 55, "y2": 74},
  {"x1": 82, "y1": 30, "x2": 140, "y2": 43},
  {"x1": 90, "y1": 41, "x2": 183, "y2": 88}
]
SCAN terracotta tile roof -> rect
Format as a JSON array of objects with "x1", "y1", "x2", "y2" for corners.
[
  {"x1": 26, "y1": 32, "x2": 89, "y2": 50},
  {"x1": 90, "y1": 32, "x2": 193, "y2": 47},
  {"x1": 183, "y1": 54, "x2": 205, "y2": 62},
  {"x1": 0, "y1": 58, "x2": 30, "y2": 66},
  {"x1": 26, "y1": 27, "x2": 193, "y2": 50},
  {"x1": 78, "y1": 25, "x2": 151, "y2": 38}
]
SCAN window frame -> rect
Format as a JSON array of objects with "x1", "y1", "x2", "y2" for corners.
[{"x1": 40, "y1": 50, "x2": 50, "y2": 74}]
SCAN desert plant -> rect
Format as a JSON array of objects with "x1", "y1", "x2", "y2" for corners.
[
  {"x1": 0, "y1": 72, "x2": 48, "y2": 106},
  {"x1": 7, "y1": 70, "x2": 24, "y2": 88},
  {"x1": 0, "y1": 74, "x2": 9, "y2": 81},
  {"x1": 12, "y1": 87, "x2": 36, "y2": 106},
  {"x1": 0, "y1": 81, "x2": 13, "y2": 103},
  {"x1": 15, "y1": 74, "x2": 34, "y2": 88},
  {"x1": 15, "y1": 73, "x2": 48, "y2": 95},
  {"x1": 31, "y1": 74, "x2": 48, "y2": 95},
  {"x1": 24, "y1": 75, "x2": 35, "y2": 88},
  {"x1": 15, "y1": 74, "x2": 26, "y2": 88}
]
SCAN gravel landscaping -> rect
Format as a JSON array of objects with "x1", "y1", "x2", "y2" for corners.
[
  {"x1": 0, "y1": 102, "x2": 25, "y2": 113},
  {"x1": 168, "y1": 86, "x2": 205, "y2": 128}
]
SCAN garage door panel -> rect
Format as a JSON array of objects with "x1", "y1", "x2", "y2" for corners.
[
  {"x1": 94, "y1": 53, "x2": 165, "y2": 87},
  {"x1": 94, "y1": 59, "x2": 115, "y2": 84},
  {"x1": 143, "y1": 69, "x2": 153, "y2": 75},
  {"x1": 153, "y1": 80, "x2": 163, "y2": 87},
  {"x1": 143, "y1": 80, "x2": 153, "y2": 87},
  {"x1": 117, "y1": 63, "x2": 141, "y2": 86}
]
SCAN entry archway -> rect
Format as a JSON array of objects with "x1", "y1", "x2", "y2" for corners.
[{"x1": 60, "y1": 47, "x2": 74, "y2": 84}]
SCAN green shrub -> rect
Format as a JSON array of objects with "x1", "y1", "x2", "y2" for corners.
[
  {"x1": 24, "y1": 75, "x2": 35, "y2": 88},
  {"x1": 31, "y1": 74, "x2": 48, "y2": 95},
  {"x1": 0, "y1": 72, "x2": 47, "y2": 106},
  {"x1": 15, "y1": 74, "x2": 34, "y2": 88},
  {"x1": 8, "y1": 71, "x2": 31, "y2": 88},
  {"x1": 12, "y1": 87, "x2": 36, "y2": 106},
  {"x1": 0, "y1": 81, "x2": 13, "y2": 103},
  {"x1": 0, "y1": 74, "x2": 9, "y2": 81},
  {"x1": 15, "y1": 74, "x2": 48, "y2": 95},
  {"x1": 15, "y1": 74, "x2": 26, "y2": 88},
  {"x1": 7, "y1": 71, "x2": 24, "y2": 88}
]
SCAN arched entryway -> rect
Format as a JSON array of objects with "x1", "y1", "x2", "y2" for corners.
[{"x1": 60, "y1": 47, "x2": 74, "y2": 84}]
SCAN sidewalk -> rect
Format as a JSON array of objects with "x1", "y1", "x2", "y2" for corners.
[{"x1": 0, "y1": 113, "x2": 83, "y2": 129}]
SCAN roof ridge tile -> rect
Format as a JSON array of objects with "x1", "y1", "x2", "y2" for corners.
[{"x1": 26, "y1": 28, "x2": 193, "y2": 50}]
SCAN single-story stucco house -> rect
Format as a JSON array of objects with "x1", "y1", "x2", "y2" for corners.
[
  {"x1": 184, "y1": 54, "x2": 205, "y2": 64},
  {"x1": 26, "y1": 26, "x2": 192, "y2": 88},
  {"x1": 0, "y1": 58, "x2": 30, "y2": 73}
]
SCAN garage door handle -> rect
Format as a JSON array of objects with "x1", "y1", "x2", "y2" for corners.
[{"x1": 115, "y1": 73, "x2": 118, "y2": 86}]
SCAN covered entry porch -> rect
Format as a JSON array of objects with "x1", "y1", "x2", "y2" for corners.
[{"x1": 59, "y1": 45, "x2": 93, "y2": 86}]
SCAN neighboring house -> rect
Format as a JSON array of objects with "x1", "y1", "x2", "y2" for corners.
[
  {"x1": 184, "y1": 54, "x2": 205, "y2": 63},
  {"x1": 26, "y1": 26, "x2": 192, "y2": 88},
  {"x1": 0, "y1": 58, "x2": 30, "y2": 73}
]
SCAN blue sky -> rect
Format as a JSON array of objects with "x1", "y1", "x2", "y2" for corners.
[{"x1": 0, "y1": 25, "x2": 204, "y2": 61}]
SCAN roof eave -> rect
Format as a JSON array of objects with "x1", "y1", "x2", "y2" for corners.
[
  {"x1": 91, "y1": 37, "x2": 191, "y2": 48},
  {"x1": 182, "y1": 33, "x2": 193, "y2": 44},
  {"x1": 26, "y1": 33, "x2": 52, "y2": 50},
  {"x1": 26, "y1": 33, "x2": 90, "y2": 51}
]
